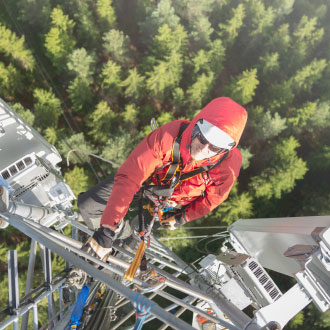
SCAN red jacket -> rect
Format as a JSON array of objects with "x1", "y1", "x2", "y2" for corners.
[{"x1": 101, "y1": 97, "x2": 247, "y2": 227}]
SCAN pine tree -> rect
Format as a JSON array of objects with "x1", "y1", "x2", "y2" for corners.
[
  {"x1": 191, "y1": 39, "x2": 225, "y2": 77},
  {"x1": 245, "y1": 0, "x2": 275, "y2": 37},
  {"x1": 151, "y1": 24, "x2": 188, "y2": 58},
  {"x1": 288, "y1": 102, "x2": 317, "y2": 127},
  {"x1": 239, "y1": 147, "x2": 253, "y2": 170},
  {"x1": 67, "y1": 48, "x2": 95, "y2": 82},
  {"x1": 258, "y1": 52, "x2": 280, "y2": 77},
  {"x1": 173, "y1": 0, "x2": 217, "y2": 22},
  {"x1": 187, "y1": 72, "x2": 215, "y2": 108},
  {"x1": 224, "y1": 68, "x2": 259, "y2": 105},
  {"x1": 96, "y1": 0, "x2": 116, "y2": 29},
  {"x1": 157, "y1": 112, "x2": 175, "y2": 126},
  {"x1": 16, "y1": 0, "x2": 52, "y2": 31},
  {"x1": 171, "y1": 87, "x2": 185, "y2": 108},
  {"x1": 121, "y1": 68, "x2": 145, "y2": 100},
  {"x1": 213, "y1": 183, "x2": 253, "y2": 225},
  {"x1": 44, "y1": 127, "x2": 58, "y2": 145},
  {"x1": 0, "y1": 62, "x2": 23, "y2": 98},
  {"x1": 249, "y1": 137, "x2": 308, "y2": 199},
  {"x1": 192, "y1": 50, "x2": 210, "y2": 74},
  {"x1": 256, "y1": 111, "x2": 287, "y2": 140},
  {"x1": 207, "y1": 39, "x2": 226, "y2": 74},
  {"x1": 307, "y1": 101, "x2": 330, "y2": 131},
  {"x1": 11, "y1": 103, "x2": 35, "y2": 126},
  {"x1": 88, "y1": 101, "x2": 118, "y2": 144},
  {"x1": 33, "y1": 88, "x2": 62, "y2": 128},
  {"x1": 0, "y1": 23, "x2": 35, "y2": 70},
  {"x1": 64, "y1": 166, "x2": 92, "y2": 198},
  {"x1": 189, "y1": 15, "x2": 214, "y2": 48},
  {"x1": 266, "y1": 23, "x2": 291, "y2": 54},
  {"x1": 102, "y1": 29, "x2": 131, "y2": 65},
  {"x1": 292, "y1": 15, "x2": 324, "y2": 61},
  {"x1": 264, "y1": 80, "x2": 294, "y2": 112},
  {"x1": 139, "y1": 0, "x2": 180, "y2": 44},
  {"x1": 67, "y1": 77, "x2": 94, "y2": 113},
  {"x1": 146, "y1": 52, "x2": 183, "y2": 98},
  {"x1": 291, "y1": 58, "x2": 327, "y2": 94},
  {"x1": 218, "y1": 4, "x2": 245, "y2": 45},
  {"x1": 69, "y1": 0, "x2": 100, "y2": 49},
  {"x1": 101, "y1": 130, "x2": 140, "y2": 166},
  {"x1": 123, "y1": 104, "x2": 138, "y2": 127},
  {"x1": 100, "y1": 60, "x2": 122, "y2": 96},
  {"x1": 44, "y1": 7, "x2": 76, "y2": 70},
  {"x1": 270, "y1": 0, "x2": 295, "y2": 18}
]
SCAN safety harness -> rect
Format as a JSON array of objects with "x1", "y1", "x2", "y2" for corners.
[{"x1": 124, "y1": 123, "x2": 230, "y2": 282}]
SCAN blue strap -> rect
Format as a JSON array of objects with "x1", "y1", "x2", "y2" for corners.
[
  {"x1": 68, "y1": 285, "x2": 89, "y2": 329},
  {"x1": 130, "y1": 292, "x2": 156, "y2": 330}
]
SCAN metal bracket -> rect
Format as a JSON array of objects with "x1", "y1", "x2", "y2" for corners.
[
  {"x1": 217, "y1": 250, "x2": 249, "y2": 266},
  {"x1": 284, "y1": 244, "x2": 318, "y2": 263}
]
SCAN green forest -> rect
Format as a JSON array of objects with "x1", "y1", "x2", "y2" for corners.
[{"x1": 0, "y1": 0, "x2": 330, "y2": 328}]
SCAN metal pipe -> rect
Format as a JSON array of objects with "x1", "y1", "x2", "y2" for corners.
[
  {"x1": 7, "y1": 250, "x2": 19, "y2": 330},
  {"x1": 6, "y1": 199, "x2": 59, "y2": 224},
  {"x1": 3, "y1": 213, "x2": 196, "y2": 330},
  {"x1": 32, "y1": 305, "x2": 38, "y2": 330},
  {"x1": 66, "y1": 218, "x2": 93, "y2": 236},
  {"x1": 21, "y1": 239, "x2": 37, "y2": 330}
]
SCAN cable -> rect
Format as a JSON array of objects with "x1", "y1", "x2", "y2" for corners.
[
  {"x1": 205, "y1": 236, "x2": 227, "y2": 254},
  {"x1": 66, "y1": 148, "x2": 120, "y2": 168},
  {"x1": 195, "y1": 232, "x2": 229, "y2": 255},
  {"x1": 157, "y1": 226, "x2": 228, "y2": 231}
]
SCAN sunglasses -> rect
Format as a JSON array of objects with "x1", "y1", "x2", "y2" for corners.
[{"x1": 196, "y1": 132, "x2": 227, "y2": 154}]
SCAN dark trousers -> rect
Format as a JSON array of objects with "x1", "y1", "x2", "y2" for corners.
[{"x1": 77, "y1": 176, "x2": 155, "y2": 238}]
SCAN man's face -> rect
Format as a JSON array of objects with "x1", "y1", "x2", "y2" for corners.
[{"x1": 190, "y1": 132, "x2": 223, "y2": 160}]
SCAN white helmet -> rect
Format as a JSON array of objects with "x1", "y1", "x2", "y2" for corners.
[{"x1": 196, "y1": 119, "x2": 235, "y2": 150}]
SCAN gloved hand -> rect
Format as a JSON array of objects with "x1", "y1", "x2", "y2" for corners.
[
  {"x1": 160, "y1": 213, "x2": 185, "y2": 231},
  {"x1": 81, "y1": 226, "x2": 115, "y2": 267}
]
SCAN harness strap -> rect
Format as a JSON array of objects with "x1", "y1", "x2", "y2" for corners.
[{"x1": 161, "y1": 123, "x2": 188, "y2": 184}]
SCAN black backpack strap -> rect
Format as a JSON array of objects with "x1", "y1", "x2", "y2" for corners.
[{"x1": 161, "y1": 123, "x2": 189, "y2": 184}]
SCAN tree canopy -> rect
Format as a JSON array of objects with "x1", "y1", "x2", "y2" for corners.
[{"x1": 1, "y1": 1, "x2": 330, "y2": 327}]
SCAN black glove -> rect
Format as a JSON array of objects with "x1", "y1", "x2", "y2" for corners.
[{"x1": 81, "y1": 227, "x2": 115, "y2": 266}]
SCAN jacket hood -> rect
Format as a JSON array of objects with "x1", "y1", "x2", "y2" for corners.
[{"x1": 180, "y1": 97, "x2": 248, "y2": 165}]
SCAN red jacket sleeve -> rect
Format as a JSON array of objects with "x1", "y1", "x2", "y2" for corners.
[
  {"x1": 183, "y1": 149, "x2": 242, "y2": 222},
  {"x1": 100, "y1": 123, "x2": 179, "y2": 227}
]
